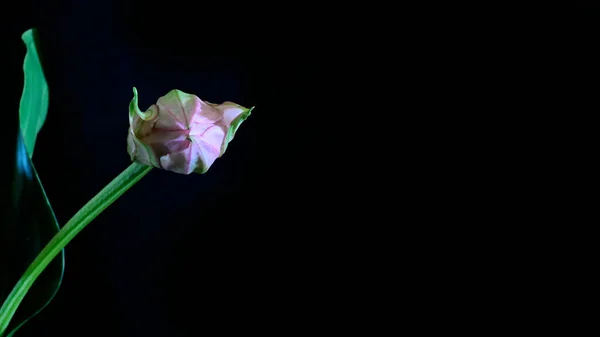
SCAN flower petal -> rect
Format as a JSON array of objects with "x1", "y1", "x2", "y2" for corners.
[{"x1": 155, "y1": 90, "x2": 201, "y2": 130}]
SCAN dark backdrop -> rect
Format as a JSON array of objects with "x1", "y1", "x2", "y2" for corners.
[{"x1": 5, "y1": 1, "x2": 600, "y2": 336}]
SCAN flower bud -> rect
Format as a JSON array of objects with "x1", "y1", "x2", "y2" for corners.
[{"x1": 127, "y1": 87, "x2": 252, "y2": 174}]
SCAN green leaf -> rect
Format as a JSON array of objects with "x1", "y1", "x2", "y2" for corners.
[
  {"x1": 19, "y1": 29, "x2": 49, "y2": 158},
  {"x1": 0, "y1": 28, "x2": 64, "y2": 337}
]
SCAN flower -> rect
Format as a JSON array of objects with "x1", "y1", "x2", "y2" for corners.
[{"x1": 126, "y1": 87, "x2": 253, "y2": 175}]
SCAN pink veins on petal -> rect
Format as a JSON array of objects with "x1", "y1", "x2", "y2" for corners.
[{"x1": 142, "y1": 100, "x2": 226, "y2": 174}]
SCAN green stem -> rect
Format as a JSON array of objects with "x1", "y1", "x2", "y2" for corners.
[{"x1": 0, "y1": 163, "x2": 152, "y2": 335}]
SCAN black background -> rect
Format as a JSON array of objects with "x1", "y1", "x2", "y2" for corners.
[{"x1": 3, "y1": 1, "x2": 600, "y2": 336}]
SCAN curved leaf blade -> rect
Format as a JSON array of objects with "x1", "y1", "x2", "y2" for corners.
[
  {"x1": 0, "y1": 28, "x2": 64, "y2": 337},
  {"x1": 19, "y1": 29, "x2": 49, "y2": 158},
  {"x1": 1, "y1": 133, "x2": 64, "y2": 337}
]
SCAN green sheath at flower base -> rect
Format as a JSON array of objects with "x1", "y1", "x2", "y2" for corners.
[
  {"x1": 127, "y1": 87, "x2": 253, "y2": 175},
  {"x1": 129, "y1": 87, "x2": 157, "y2": 121}
]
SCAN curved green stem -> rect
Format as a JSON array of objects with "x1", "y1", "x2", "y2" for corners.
[{"x1": 0, "y1": 163, "x2": 152, "y2": 336}]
